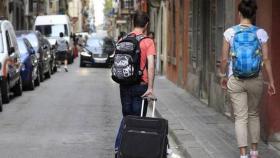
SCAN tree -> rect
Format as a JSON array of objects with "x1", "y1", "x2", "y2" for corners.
[{"x1": 103, "y1": 0, "x2": 113, "y2": 17}]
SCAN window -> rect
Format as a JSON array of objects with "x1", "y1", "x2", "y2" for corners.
[
  {"x1": 122, "y1": 0, "x2": 134, "y2": 9},
  {"x1": 5, "y1": 31, "x2": 11, "y2": 50},
  {"x1": 35, "y1": 24, "x2": 68, "y2": 37},
  {"x1": 17, "y1": 39, "x2": 28, "y2": 55}
]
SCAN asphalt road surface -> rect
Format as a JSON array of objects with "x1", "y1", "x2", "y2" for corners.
[{"x1": 0, "y1": 60, "x2": 183, "y2": 158}]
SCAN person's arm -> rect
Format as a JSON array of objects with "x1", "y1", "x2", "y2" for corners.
[
  {"x1": 142, "y1": 54, "x2": 155, "y2": 97},
  {"x1": 262, "y1": 43, "x2": 276, "y2": 95},
  {"x1": 220, "y1": 38, "x2": 230, "y2": 89}
]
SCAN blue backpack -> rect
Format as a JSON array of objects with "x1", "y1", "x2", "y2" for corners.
[{"x1": 231, "y1": 25, "x2": 262, "y2": 78}]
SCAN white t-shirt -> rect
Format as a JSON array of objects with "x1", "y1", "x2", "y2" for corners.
[{"x1": 223, "y1": 25, "x2": 269, "y2": 76}]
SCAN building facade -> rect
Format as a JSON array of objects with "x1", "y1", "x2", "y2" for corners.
[
  {"x1": 68, "y1": 0, "x2": 83, "y2": 33},
  {"x1": 163, "y1": 0, "x2": 280, "y2": 145},
  {"x1": 118, "y1": 0, "x2": 280, "y2": 147}
]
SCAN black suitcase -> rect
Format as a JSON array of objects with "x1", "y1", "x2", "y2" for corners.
[{"x1": 118, "y1": 97, "x2": 168, "y2": 158}]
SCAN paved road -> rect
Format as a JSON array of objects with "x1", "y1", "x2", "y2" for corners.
[
  {"x1": 0, "y1": 60, "x2": 122, "y2": 157},
  {"x1": 0, "y1": 59, "x2": 184, "y2": 158}
]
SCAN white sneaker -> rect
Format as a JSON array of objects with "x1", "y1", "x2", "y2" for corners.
[{"x1": 250, "y1": 150, "x2": 258, "y2": 158}]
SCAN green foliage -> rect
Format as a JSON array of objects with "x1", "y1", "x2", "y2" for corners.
[{"x1": 103, "y1": 0, "x2": 113, "y2": 17}]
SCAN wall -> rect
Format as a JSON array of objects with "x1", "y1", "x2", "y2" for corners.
[
  {"x1": 166, "y1": 0, "x2": 189, "y2": 88},
  {"x1": 255, "y1": 0, "x2": 280, "y2": 141}
]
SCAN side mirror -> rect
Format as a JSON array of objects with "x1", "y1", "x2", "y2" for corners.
[{"x1": 8, "y1": 47, "x2": 15, "y2": 55}]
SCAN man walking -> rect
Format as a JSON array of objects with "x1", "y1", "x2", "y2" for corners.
[
  {"x1": 56, "y1": 32, "x2": 69, "y2": 72},
  {"x1": 114, "y1": 11, "x2": 156, "y2": 156}
]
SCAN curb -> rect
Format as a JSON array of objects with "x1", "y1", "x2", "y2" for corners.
[{"x1": 153, "y1": 107, "x2": 192, "y2": 158}]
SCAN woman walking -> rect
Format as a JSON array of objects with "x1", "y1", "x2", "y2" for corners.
[{"x1": 219, "y1": 0, "x2": 276, "y2": 158}]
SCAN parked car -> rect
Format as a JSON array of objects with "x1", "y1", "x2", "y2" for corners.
[
  {"x1": 42, "y1": 37, "x2": 57, "y2": 74},
  {"x1": 34, "y1": 15, "x2": 74, "y2": 64},
  {"x1": 16, "y1": 37, "x2": 40, "y2": 90},
  {"x1": 0, "y1": 20, "x2": 23, "y2": 103},
  {"x1": 80, "y1": 36, "x2": 115, "y2": 67},
  {"x1": 16, "y1": 31, "x2": 52, "y2": 82}
]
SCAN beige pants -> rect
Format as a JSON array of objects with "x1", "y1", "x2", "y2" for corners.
[{"x1": 227, "y1": 75, "x2": 264, "y2": 147}]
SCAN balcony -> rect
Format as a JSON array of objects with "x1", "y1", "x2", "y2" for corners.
[{"x1": 119, "y1": 0, "x2": 136, "y2": 15}]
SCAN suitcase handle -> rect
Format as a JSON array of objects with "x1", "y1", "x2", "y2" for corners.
[{"x1": 141, "y1": 96, "x2": 157, "y2": 117}]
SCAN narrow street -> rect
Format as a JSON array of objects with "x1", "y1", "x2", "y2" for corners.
[
  {"x1": 0, "y1": 60, "x2": 183, "y2": 158},
  {"x1": 0, "y1": 61, "x2": 121, "y2": 157}
]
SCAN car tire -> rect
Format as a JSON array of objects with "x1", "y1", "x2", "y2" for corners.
[
  {"x1": 45, "y1": 66, "x2": 51, "y2": 79},
  {"x1": 52, "y1": 61, "x2": 57, "y2": 73},
  {"x1": 0, "y1": 92, "x2": 3, "y2": 112},
  {"x1": 1, "y1": 79, "x2": 10, "y2": 104},
  {"x1": 80, "y1": 59, "x2": 85, "y2": 67},
  {"x1": 53, "y1": 65, "x2": 57, "y2": 73},
  {"x1": 35, "y1": 70, "x2": 40, "y2": 87},
  {"x1": 28, "y1": 77, "x2": 35, "y2": 90},
  {"x1": 50, "y1": 61, "x2": 55, "y2": 74},
  {"x1": 40, "y1": 69, "x2": 45, "y2": 82},
  {"x1": 13, "y1": 76, "x2": 23, "y2": 96}
]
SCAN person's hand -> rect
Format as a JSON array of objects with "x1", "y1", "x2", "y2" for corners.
[
  {"x1": 268, "y1": 82, "x2": 276, "y2": 96},
  {"x1": 220, "y1": 77, "x2": 228, "y2": 90},
  {"x1": 142, "y1": 88, "x2": 154, "y2": 98}
]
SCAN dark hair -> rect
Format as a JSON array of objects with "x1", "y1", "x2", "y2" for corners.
[
  {"x1": 238, "y1": 0, "x2": 258, "y2": 23},
  {"x1": 133, "y1": 11, "x2": 150, "y2": 28},
  {"x1": 148, "y1": 31, "x2": 155, "y2": 39},
  {"x1": 59, "y1": 32, "x2": 64, "y2": 37}
]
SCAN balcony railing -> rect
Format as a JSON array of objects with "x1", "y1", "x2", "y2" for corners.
[{"x1": 120, "y1": 0, "x2": 135, "y2": 15}]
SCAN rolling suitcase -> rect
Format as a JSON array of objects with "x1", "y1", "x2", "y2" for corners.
[{"x1": 118, "y1": 97, "x2": 168, "y2": 158}]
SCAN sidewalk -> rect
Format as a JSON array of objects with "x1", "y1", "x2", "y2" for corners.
[{"x1": 154, "y1": 76, "x2": 280, "y2": 158}]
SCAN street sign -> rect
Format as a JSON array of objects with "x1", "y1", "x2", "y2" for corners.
[{"x1": 116, "y1": 20, "x2": 127, "y2": 24}]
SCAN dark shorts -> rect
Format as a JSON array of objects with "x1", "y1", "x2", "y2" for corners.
[{"x1": 56, "y1": 51, "x2": 67, "y2": 61}]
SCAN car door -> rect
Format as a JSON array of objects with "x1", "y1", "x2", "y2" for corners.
[{"x1": 24, "y1": 39, "x2": 38, "y2": 80}]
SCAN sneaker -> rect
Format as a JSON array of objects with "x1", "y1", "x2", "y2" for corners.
[
  {"x1": 250, "y1": 150, "x2": 258, "y2": 158},
  {"x1": 64, "y1": 68, "x2": 68, "y2": 72}
]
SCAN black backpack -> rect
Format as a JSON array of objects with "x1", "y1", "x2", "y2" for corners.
[{"x1": 111, "y1": 34, "x2": 147, "y2": 85}]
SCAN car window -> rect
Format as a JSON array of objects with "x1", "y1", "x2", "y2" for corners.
[
  {"x1": 35, "y1": 24, "x2": 68, "y2": 37},
  {"x1": 24, "y1": 33, "x2": 39, "y2": 53},
  {"x1": 5, "y1": 31, "x2": 11, "y2": 50},
  {"x1": 17, "y1": 39, "x2": 28, "y2": 55}
]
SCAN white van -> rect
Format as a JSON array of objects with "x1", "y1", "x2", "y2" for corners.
[
  {"x1": 34, "y1": 15, "x2": 74, "y2": 63},
  {"x1": 0, "y1": 20, "x2": 23, "y2": 105}
]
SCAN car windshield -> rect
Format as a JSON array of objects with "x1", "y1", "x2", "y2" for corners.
[
  {"x1": 35, "y1": 24, "x2": 68, "y2": 37},
  {"x1": 24, "y1": 33, "x2": 39, "y2": 53},
  {"x1": 87, "y1": 38, "x2": 103, "y2": 47},
  {"x1": 86, "y1": 38, "x2": 103, "y2": 54},
  {"x1": 17, "y1": 39, "x2": 28, "y2": 55},
  {"x1": 0, "y1": 33, "x2": 3, "y2": 53}
]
